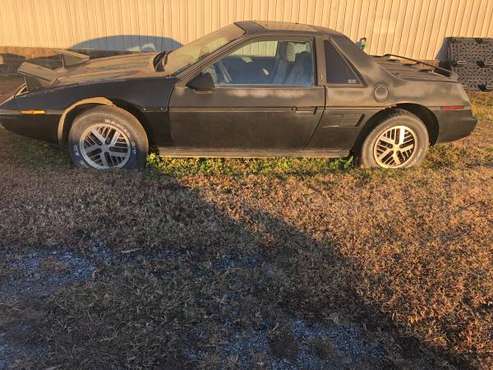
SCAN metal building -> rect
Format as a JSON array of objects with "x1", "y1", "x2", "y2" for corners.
[{"x1": 1, "y1": 0, "x2": 492, "y2": 60}]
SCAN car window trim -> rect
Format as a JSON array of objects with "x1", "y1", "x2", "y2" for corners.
[
  {"x1": 166, "y1": 24, "x2": 246, "y2": 76},
  {"x1": 323, "y1": 37, "x2": 366, "y2": 88},
  {"x1": 174, "y1": 36, "x2": 247, "y2": 81},
  {"x1": 215, "y1": 36, "x2": 317, "y2": 88},
  {"x1": 178, "y1": 35, "x2": 319, "y2": 89}
]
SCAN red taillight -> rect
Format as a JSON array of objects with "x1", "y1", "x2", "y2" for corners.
[{"x1": 441, "y1": 105, "x2": 465, "y2": 111}]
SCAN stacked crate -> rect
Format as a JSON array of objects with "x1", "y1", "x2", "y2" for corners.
[{"x1": 444, "y1": 37, "x2": 493, "y2": 91}]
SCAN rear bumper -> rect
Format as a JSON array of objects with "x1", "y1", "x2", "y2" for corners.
[{"x1": 433, "y1": 108, "x2": 477, "y2": 143}]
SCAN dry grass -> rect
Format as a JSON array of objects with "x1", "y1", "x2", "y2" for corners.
[{"x1": 0, "y1": 89, "x2": 492, "y2": 369}]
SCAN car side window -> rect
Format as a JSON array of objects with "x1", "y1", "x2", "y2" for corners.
[
  {"x1": 203, "y1": 39, "x2": 315, "y2": 86},
  {"x1": 324, "y1": 40, "x2": 360, "y2": 85}
]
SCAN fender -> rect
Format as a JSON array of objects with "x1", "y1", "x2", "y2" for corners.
[{"x1": 57, "y1": 97, "x2": 114, "y2": 144}]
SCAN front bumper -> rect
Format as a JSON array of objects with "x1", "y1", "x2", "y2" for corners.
[
  {"x1": 0, "y1": 107, "x2": 60, "y2": 143},
  {"x1": 433, "y1": 108, "x2": 478, "y2": 143}
]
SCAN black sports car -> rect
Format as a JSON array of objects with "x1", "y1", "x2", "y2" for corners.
[{"x1": 0, "y1": 21, "x2": 477, "y2": 169}]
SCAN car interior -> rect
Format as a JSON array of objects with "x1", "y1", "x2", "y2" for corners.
[{"x1": 204, "y1": 40, "x2": 314, "y2": 86}]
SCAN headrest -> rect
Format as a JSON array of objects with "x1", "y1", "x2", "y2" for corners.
[
  {"x1": 286, "y1": 43, "x2": 297, "y2": 62},
  {"x1": 295, "y1": 51, "x2": 312, "y2": 65}
]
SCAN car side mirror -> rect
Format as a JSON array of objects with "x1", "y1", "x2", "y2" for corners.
[{"x1": 187, "y1": 72, "x2": 215, "y2": 91}]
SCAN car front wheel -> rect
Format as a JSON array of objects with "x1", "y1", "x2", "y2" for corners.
[
  {"x1": 68, "y1": 106, "x2": 149, "y2": 170},
  {"x1": 359, "y1": 109, "x2": 429, "y2": 169}
]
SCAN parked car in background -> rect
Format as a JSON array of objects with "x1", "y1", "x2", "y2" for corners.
[{"x1": 0, "y1": 21, "x2": 476, "y2": 170}]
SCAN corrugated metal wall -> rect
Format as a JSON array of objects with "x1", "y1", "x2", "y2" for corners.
[{"x1": 1, "y1": 0, "x2": 493, "y2": 59}]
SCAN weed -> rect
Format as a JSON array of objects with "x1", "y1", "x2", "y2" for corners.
[{"x1": 147, "y1": 154, "x2": 354, "y2": 177}]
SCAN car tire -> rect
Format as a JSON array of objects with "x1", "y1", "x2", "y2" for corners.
[
  {"x1": 359, "y1": 109, "x2": 429, "y2": 169},
  {"x1": 68, "y1": 105, "x2": 149, "y2": 169}
]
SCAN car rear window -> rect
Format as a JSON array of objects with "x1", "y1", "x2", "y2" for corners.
[{"x1": 324, "y1": 40, "x2": 360, "y2": 85}]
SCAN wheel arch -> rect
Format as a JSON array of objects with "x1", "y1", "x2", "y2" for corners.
[
  {"x1": 57, "y1": 97, "x2": 152, "y2": 145},
  {"x1": 395, "y1": 103, "x2": 439, "y2": 145},
  {"x1": 351, "y1": 103, "x2": 439, "y2": 154}
]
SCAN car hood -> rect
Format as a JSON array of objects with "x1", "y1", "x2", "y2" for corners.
[{"x1": 18, "y1": 52, "x2": 158, "y2": 91}]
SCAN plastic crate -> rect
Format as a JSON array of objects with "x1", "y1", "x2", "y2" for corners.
[
  {"x1": 452, "y1": 64, "x2": 489, "y2": 90},
  {"x1": 447, "y1": 37, "x2": 493, "y2": 64}
]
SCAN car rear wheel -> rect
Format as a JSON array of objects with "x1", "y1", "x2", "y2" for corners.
[
  {"x1": 359, "y1": 109, "x2": 429, "y2": 169},
  {"x1": 68, "y1": 106, "x2": 149, "y2": 169}
]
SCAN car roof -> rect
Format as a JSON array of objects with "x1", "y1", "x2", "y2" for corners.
[{"x1": 235, "y1": 20, "x2": 343, "y2": 37}]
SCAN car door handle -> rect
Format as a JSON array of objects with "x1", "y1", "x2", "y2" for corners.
[{"x1": 294, "y1": 107, "x2": 317, "y2": 114}]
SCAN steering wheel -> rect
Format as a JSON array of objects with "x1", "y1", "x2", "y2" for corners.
[{"x1": 216, "y1": 60, "x2": 233, "y2": 84}]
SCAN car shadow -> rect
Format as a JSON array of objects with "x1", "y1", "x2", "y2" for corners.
[{"x1": 71, "y1": 35, "x2": 182, "y2": 53}]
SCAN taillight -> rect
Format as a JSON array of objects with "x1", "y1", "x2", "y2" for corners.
[{"x1": 441, "y1": 105, "x2": 465, "y2": 111}]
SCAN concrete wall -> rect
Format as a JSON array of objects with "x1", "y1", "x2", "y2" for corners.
[{"x1": 2, "y1": 0, "x2": 493, "y2": 60}]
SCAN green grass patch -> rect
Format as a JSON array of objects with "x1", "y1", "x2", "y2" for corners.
[{"x1": 147, "y1": 153, "x2": 354, "y2": 177}]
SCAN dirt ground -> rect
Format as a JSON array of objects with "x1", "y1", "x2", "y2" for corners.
[{"x1": 0, "y1": 76, "x2": 492, "y2": 369}]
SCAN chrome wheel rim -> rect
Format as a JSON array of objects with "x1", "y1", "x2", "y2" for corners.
[
  {"x1": 373, "y1": 125, "x2": 417, "y2": 168},
  {"x1": 79, "y1": 124, "x2": 131, "y2": 169}
]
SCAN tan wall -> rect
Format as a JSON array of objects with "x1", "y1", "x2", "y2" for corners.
[{"x1": 1, "y1": 0, "x2": 493, "y2": 60}]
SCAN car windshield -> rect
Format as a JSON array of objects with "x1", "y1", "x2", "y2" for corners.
[{"x1": 163, "y1": 24, "x2": 244, "y2": 75}]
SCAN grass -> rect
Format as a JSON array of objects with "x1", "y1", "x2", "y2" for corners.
[
  {"x1": 147, "y1": 153, "x2": 354, "y2": 177},
  {"x1": 471, "y1": 92, "x2": 493, "y2": 122},
  {"x1": 0, "y1": 90, "x2": 492, "y2": 369}
]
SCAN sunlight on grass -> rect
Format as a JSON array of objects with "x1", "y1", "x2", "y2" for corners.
[
  {"x1": 147, "y1": 153, "x2": 354, "y2": 177},
  {"x1": 470, "y1": 92, "x2": 493, "y2": 123}
]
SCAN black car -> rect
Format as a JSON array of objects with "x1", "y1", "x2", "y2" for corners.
[{"x1": 0, "y1": 21, "x2": 477, "y2": 169}]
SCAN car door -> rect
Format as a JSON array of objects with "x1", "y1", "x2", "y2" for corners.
[
  {"x1": 307, "y1": 37, "x2": 378, "y2": 150},
  {"x1": 168, "y1": 37, "x2": 325, "y2": 152}
]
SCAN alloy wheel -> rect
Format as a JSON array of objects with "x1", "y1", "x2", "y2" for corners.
[
  {"x1": 79, "y1": 124, "x2": 131, "y2": 169},
  {"x1": 373, "y1": 125, "x2": 417, "y2": 168}
]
